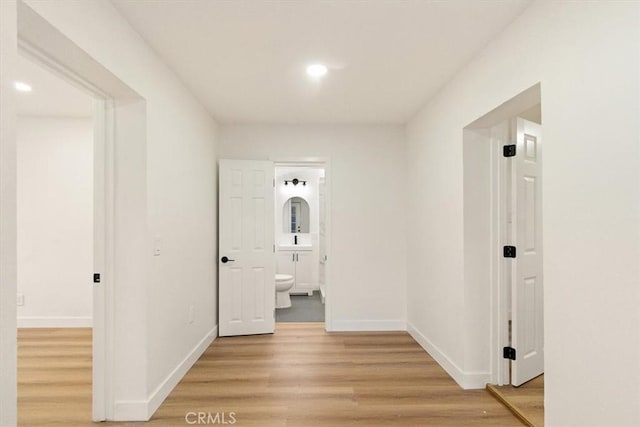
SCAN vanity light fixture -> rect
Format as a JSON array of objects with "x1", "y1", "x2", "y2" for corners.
[{"x1": 284, "y1": 178, "x2": 306, "y2": 186}]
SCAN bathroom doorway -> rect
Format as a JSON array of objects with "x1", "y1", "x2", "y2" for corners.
[{"x1": 274, "y1": 162, "x2": 329, "y2": 325}]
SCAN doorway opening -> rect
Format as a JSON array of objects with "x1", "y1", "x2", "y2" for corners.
[
  {"x1": 463, "y1": 84, "x2": 544, "y2": 424},
  {"x1": 15, "y1": 2, "x2": 146, "y2": 421},
  {"x1": 217, "y1": 158, "x2": 331, "y2": 337},
  {"x1": 15, "y1": 43, "x2": 111, "y2": 423},
  {"x1": 274, "y1": 164, "x2": 327, "y2": 324},
  {"x1": 15, "y1": 50, "x2": 96, "y2": 422},
  {"x1": 16, "y1": 53, "x2": 95, "y2": 328}
]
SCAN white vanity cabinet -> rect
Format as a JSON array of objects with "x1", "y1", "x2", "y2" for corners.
[{"x1": 277, "y1": 250, "x2": 315, "y2": 295}]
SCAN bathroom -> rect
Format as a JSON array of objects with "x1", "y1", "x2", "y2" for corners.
[{"x1": 274, "y1": 166, "x2": 326, "y2": 323}]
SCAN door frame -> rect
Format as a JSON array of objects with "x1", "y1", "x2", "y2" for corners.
[
  {"x1": 489, "y1": 120, "x2": 512, "y2": 386},
  {"x1": 461, "y1": 83, "x2": 543, "y2": 386},
  {"x1": 15, "y1": 2, "x2": 150, "y2": 418},
  {"x1": 272, "y1": 158, "x2": 332, "y2": 330},
  {"x1": 17, "y1": 41, "x2": 114, "y2": 420},
  {"x1": 10, "y1": 2, "x2": 147, "y2": 421},
  {"x1": 490, "y1": 116, "x2": 545, "y2": 386}
]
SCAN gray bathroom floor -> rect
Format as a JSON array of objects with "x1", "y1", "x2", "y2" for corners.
[{"x1": 276, "y1": 292, "x2": 325, "y2": 322}]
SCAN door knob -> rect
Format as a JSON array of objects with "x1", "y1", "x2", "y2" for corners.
[{"x1": 221, "y1": 256, "x2": 235, "y2": 263}]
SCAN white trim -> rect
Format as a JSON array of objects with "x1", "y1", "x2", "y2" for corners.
[
  {"x1": 0, "y1": 2, "x2": 18, "y2": 425},
  {"x1": 490, "y1": 123, "x2": 511, "y2": 386},
  {"x1": 99, "y1": 98, "x2": 117, "y2": 421},
  {"x1": 111, "y1": 325, "x2": 218, "y2": 421},
  {"x1": 112, "y1": 400, "x2": 148, "y2": 422},
  {"x1": 146, "y1": 325, "x2": 218, "y2": 418},
  {"x1": 330, "y1": 320, "x2": 406, "y2": 332},
  {"x1": 407, "y1": 322, "x2": 490, "y2": 390},
  {"x1": 92, "y1": 97, "x2": 109, "y2": 422},
  {"x1": 17, "y1": 316, "x2": 92, "y2": 328},
  {"x1": 272, "y1": 158, "x2": 328, "y2": 166},
  {"x1": 18, "y1": 40, "x2": 110, "y2": 100}
]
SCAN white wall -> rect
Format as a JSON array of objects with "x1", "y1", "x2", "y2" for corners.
[
  {"x1": 406, "y1": 2, "x2": 640, "y2": 426},
  {"x1": 17, "y1": 116, "x2": 93, "y2": 327},
  {"x1": 461, "y1": 127, "x2": 492, "y2": 380},
  {"x1": 18, "y1": 0, "x2": 220, "y2": 420},
  {"x1": 0, "y1": 1, "x2": 18, "y2": 425},
  {"x1": 220, "y1": 125, "x2": 407, "y2": 331}
]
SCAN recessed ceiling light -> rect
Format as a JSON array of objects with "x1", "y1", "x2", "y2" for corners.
[
  {"x1": 306, "y1": 64, "x2": 328, "y2": 78},
  {"x1": 14, "y1": 81, "x2": 32, "y2": 92}
]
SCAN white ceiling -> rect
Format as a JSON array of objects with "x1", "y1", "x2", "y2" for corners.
[
  {"x1": 112, "y1": 0, "x2": 531, "y2": 124},
  {"x1": 16, "y1": 54, "x2": 95, "y2": 118}
]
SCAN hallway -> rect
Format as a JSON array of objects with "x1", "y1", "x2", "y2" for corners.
[{"x1": 18, "y1": 324, "x2": 523, "y2": 426}]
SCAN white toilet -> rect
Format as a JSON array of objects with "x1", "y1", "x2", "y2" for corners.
[{"x1": 275, "y1": 274, "x2": 294, "y2": 309}]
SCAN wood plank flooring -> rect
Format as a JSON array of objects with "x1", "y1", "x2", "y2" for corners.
[
  {"x1": 486, "y1": 375, "x2": 544, "y2": 427},
  {"x1": 18, "y1": 324, "x2": 523, "y2": 426},
  {"x1": 18, "y1": 328, "x2": 92, "y2": 426}
]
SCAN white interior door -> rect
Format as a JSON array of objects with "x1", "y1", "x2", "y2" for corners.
[
  {"x1": 510, "y1": 118, "x2": 544, "y2": 386},
  {"x1": 219, "y1": 160, "x2": 275, "y2": 336}
]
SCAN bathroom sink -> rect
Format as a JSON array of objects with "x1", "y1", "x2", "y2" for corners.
[{"x1": 278, "y1": 245, "x2": 312, "y2": 251}]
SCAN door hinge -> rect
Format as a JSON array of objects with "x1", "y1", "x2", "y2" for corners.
[
  {"x1": 503, "y1": 346, "x2": 516, "y2": 360},
  {"x1": 503, "y1": 245, "x2": 516, "y2": 258},
  {"x1": 93, "y1": 273, "x2": 101, "y2": 284},
  {"x1": 273, "y1": 244, "x2": 275, "y2": 253},
  {"x1": 273, "y1": 178, "x2": 275, "y2": 187},
  {"x1": 503, "y1": 144, "x2": 516, "y2": 157}
]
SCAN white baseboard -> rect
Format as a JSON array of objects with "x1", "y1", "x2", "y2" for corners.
[
  {"x1": 112, "y1": 325, "x2": 218, "y2": 422},
  {"x1": 407, "y1": 322, "x2": 489, "y2": 390},
  {"x1": 146, "y1": 325, "x2": 218, "y2": 419},
  {"x1": 17, "y1": 316, "x2": 92, "y2": 328},
  {"x1": 112, "y1": 400, "x2": 148, "y2": 421},
  {"x1": 329, "y1": 319, "x2": 406, "y2": 332}
]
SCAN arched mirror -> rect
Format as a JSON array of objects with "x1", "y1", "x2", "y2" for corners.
[{"x1": 283, "y1": 197, "x2": 309, "y2": 233}]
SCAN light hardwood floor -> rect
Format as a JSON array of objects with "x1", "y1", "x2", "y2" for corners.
[
  {"x1": 487, "y1": 375, "x2": 544, "y2": 427},
  {"x1": 18, "y1": 324, "x2": 523, "y2": 426}
]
